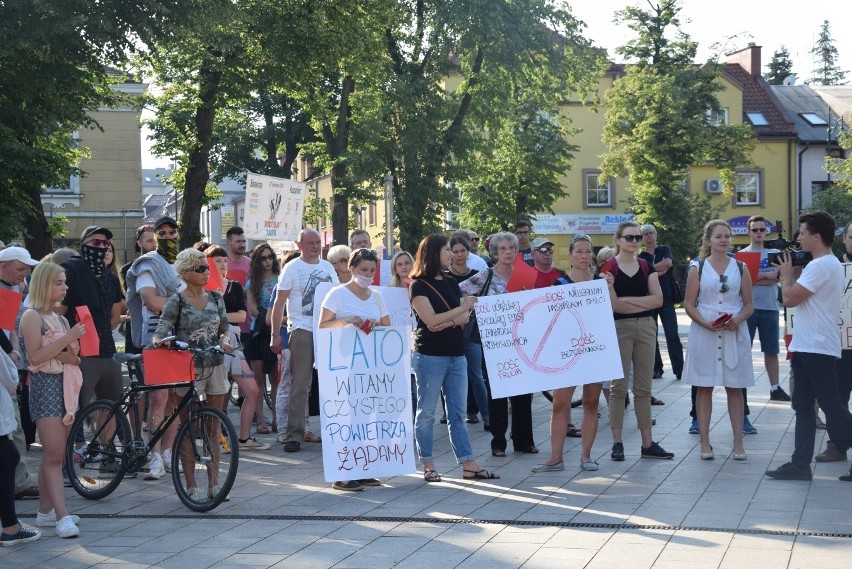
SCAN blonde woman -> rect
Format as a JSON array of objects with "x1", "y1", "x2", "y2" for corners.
[{"x1": 682, "y1": 220, "x2": 754, "y2": 461}]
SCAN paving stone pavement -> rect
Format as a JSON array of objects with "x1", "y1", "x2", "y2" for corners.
[{"x1": 5, "y1": 310, "x2": 852, "y2": 568}]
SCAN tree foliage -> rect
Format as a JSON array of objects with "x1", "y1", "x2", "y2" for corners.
[
  {"x1": 599, "y1": 0, "x2": 755, "y2": 260},
  {"x1": 765, "y1": 46, "x2": 795, "y2": 85},
  {"x1": 808, "y1": 131, "x2": 852, "y2": 255},
  {"x1": 809, "y1": 20, "x2": 848, "y2": 86}
]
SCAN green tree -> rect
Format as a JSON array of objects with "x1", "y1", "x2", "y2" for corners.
[
  {"x1": 809, "y1": 20, "x2": 848, "y2": 86},
  {"x1": 765, "y1": 46, "x2": 795, "y2": 85},
  {"x1": 0, "y1": 0, "x2": 190, "y2": 257},
  {"x1": 600, "y1": 0, "x2": 755, "y2": 260}
]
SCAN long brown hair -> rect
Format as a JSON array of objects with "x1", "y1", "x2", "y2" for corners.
[
  {"x1": 410, "y1": 234, "x2": 448, "y2": 279},
  {"x1": 698, "y1": 219, "x2": 731, "y2": 259},
  {"x1": 248, "y1": 244, "x2": 279, "y2": 301}
]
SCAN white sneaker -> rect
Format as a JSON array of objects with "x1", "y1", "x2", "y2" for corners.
[
  {"x1": 55, "y1": 515, "x2": 80, "y2": 538},
  {"x1": 144, "y1": 452, "x2": 165, "y2": 480},
  {"x1": 35, "y1": 510, "x2": 81, "y2": 527},
  {"x1": 161, "y1": 448, "x2": 183, "y2": 474},
  {"x1": 239, "y1": 437, "x2": 270, "y2": 451}
]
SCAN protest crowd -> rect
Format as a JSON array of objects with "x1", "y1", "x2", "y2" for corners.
[{"x1": 4, "y1": 209, "x2": 852, "y2": 548}]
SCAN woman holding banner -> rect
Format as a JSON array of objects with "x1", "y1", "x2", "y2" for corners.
[
  {"x1": 410, "y1": 234, "x2": 498, "y2": 482},
  {"x1": 533, "y1": 234, "x2": 615, "y2": 472},
  {"x1": 601, "y1": 222, "x2": 672, "y2": 462},
  {"x1": 682, "y1": 219, "x2": 753, "y2": 461},
  {"x1": 319, "y1": 248, "x2": 391, "y2": 491},
  {"x1": 459, "y1": 232, "x2": 537, "y2": 458}
]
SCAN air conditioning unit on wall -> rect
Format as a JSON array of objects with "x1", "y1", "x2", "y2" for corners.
[{"x1": 704, "y1": 179, "x2": 722, "y2": 194}]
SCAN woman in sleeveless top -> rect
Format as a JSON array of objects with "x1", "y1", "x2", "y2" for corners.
[
  {"x1": 682, "y1": 220, "x2": 754, "y2": 461},
  {"x1": 19, "y1": 262, "x2": 85, "y2": 538}
]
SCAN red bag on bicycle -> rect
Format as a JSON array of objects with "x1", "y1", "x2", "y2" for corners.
[{"x1": 142, "y1": 348, "x2": 195, "y2": 385}]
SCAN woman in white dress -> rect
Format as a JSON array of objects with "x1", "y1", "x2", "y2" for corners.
[{"x1": 683, "y1": 220, "x2": 755, "y2": 461}]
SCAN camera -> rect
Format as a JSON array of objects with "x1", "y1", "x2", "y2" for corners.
[{"x1": 767, "y1": 250, "x2": 813, "y2": 267}]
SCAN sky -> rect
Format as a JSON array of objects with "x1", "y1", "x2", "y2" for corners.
[{"x1": 141, "y1": 1, "x2": 850, "y2": 168}]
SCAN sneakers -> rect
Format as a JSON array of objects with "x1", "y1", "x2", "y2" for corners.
[
  {"x1": 283, "y1": 440, "x2": 301, "y2": 452},
  {"x1": 239, "y1": 437, "x2": 271, "y2": 450},
  {"x1": 187, "y1": 486, "x2": 200, "y2": 501},
  {"x1": 35, "y1": 511, "x2": 80, "y2": 527},
  {"x1": 144, "y1": 452, "x2": 165, "y2": 480},
  {"x1": 611, "y1": 442, "x2": 625, "y2": 461},
  {"x1": 766, "y1": 462, "x2": 812, "y2": 481},
  {"x1": 816, "y1": 442, "x2": 848, "y2": 463},
  {"x1": 580, "y1": 460, "x2": 600, "y2": 471},
  {"x1": 531, "y1": 461, "x2": 565, "y2": 473},
  {"x1": 769, "y1": 386, "x2": 792, "y2": 401},
  {"x1": 688, "y1": 419, "x2": 699, "y2": 434},
  {"x1": 1, "y1": 525, "x2": 41, "y2": 546},
  {"x1": 641, "y1": 441, "x2": 674, "y2": 459},
  {"x1": 277, "y1": 432, "x2": 288, "y2": 444},
  {"x1": 55, "y1": 515, "x2": 80, "y2": 538},
  {"x1": 743, "y1": 416, "x2": 758, "y2": 435}
]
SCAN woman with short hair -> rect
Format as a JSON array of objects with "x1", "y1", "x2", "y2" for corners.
[{"x1": 327, "y1": 245, "x2": 352, "y2": 283}]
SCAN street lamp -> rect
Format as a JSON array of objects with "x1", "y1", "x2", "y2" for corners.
[{"x1": 384, "y1": 174, "x2": 394, "y2": 259}]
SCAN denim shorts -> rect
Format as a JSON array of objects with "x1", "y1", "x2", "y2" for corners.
[{"x1": 747, "y1": 309, "x2": 780, "y2": 355}]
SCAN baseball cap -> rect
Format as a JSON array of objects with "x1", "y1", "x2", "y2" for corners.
[
  {"x1": 154, "y1": 216, "x2": 177, "y2": 230},
  {"x1": 0, "y1": 246, "x2": 40, "y2": 266},
  {"x1": 531, "y1": 237, "x2": 554, "y2": 249},
  {"x1": 81, "y1": 225, "x2": 114, "y2": 242}
]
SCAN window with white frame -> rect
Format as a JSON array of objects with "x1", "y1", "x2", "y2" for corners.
[
  {"x1": 705, "y1": 108, "x2": 729, "y2": 126},
  {"x1": 584, "y1": 170, "x2": 613, "y2": 207},
  {"x1": 735, "y1": 172, "x2": 761, "y2": 205}
]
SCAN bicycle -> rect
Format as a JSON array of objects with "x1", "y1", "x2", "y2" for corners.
[{"x1": 65, "y1": 341, "x2": 239, "y2": 512}]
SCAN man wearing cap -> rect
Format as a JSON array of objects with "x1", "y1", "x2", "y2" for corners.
[
  {"x1": 124, "y1": 216, "x2": 183, "y2": 480},
  {"x1": 58, "y1": 227, "x2": 125, "y2": 409},
  {"x1": 0, "y1": 247, "x2": 40, "y2": 499},
  {"x1": 531, "y1": 237, "x2": 564, "y2": 289}
]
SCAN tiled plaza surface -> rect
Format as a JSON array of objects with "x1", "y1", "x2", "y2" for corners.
[{"x1": 5, "y1": 310, "x2": 852, "y2": 568}]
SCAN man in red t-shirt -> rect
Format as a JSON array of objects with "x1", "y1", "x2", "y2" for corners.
[{"x1": 531, "y1": 237, "x2": 564, "y2": 289}]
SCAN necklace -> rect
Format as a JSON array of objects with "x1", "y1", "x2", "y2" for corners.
[{"x1": 448, "y1": 264, "x2": 468, "y2": 276}]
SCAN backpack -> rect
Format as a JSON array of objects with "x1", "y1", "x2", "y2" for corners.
[
  {"x1": 696, "y1": 258, "x2": 744, "y2": 299},
  {"x1": 601, "y1": 257, "x2": 651, "y2": 280}
]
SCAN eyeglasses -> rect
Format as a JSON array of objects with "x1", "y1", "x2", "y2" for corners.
[
  {"x1": 750, "y1": 227, "x2": 767, "y2": 233},
  {"x1": 621, "y1": 235, "x2": 642, "y2": 242},
  {"x1": 535, "y1": 247, "x2": 554, "y2": 255},
  {"x1": 515, "y1": 229, "x2": 530, "y2": 235},
  {"x1": 156, "y1": 228, "x2": 178, "y2": 238},
  {"x1": 190, "y1": 265, "x2": 209, "y2": 273},
  {"x1": 470, "y1": 237, "x2": 480, "y2": 242},
  {"x1": 719, "y1": 274, "x2": 729, "y2": 294},
  {"x1": 260, "y1": 254, "x2": 275, "y2": 261},
  {"x1": 86, "y1": 238, "x2": 112, "y2": 248}
]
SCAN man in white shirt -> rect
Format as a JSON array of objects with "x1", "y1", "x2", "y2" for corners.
[
  {"x1": 766, "y1": 211, "x2": 852, "y2": 481},
  {"x1": 270, "y1": 229, "x2": 338, "y2": 452}
]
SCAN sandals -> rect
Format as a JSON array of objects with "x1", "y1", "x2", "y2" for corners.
[
  {"x1": 423, "y1": 469, "x2": 442, "y2": 483},
  {"x1": 514, "y1": 446, "x2": 539, "y2": 454},
  {"x1": 566, "y1": 424, "x2": 582, "y2": 438},
  {"x1": 463, "y1": 468, "x2": 500, "y2": 480},
  {"x1": 491, "y1": 449, "x2": 506, "y2": 457},
  {"x1": 256, "y1": 424, "x2": 272, "y2": 434},
  {"x1": 651, "y1": 396, "x2": 665, "y2": 406}
]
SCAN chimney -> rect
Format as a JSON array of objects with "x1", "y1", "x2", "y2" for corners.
[{"x1": 726, "y1": 43, "x2": 762, "y2": 77}]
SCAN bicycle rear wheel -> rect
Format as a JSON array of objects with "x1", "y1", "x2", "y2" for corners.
[
  {"x1": 65, "y1": 399, "x2": 132, "y2": 500},
  {"x1": 172, "y1": 406, "x2": 239, "y2": 512}
]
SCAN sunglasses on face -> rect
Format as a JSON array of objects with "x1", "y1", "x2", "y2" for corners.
[
  {"x1": 750, "y1": 227, "x2": 767, "y2": 233},
  {"x1": 86, "y1": 238, "x2": 112, "y2": 248},
  {"x1": 190, "y1": 265, "x2": 209, "y2": 273},
  {"x1": 621, "y1": 234, "x2": 642, "y2": 242},
  {"x1": 260, "y1": 254, "x2": 275, "y2": 261},
  {"x1": 535, "y1": 247, "x2": 554, "y2": 255},
  {"x1": 157, "y1": 228, "x2": 178, "y2": 238},
  {"x1": 470, "y1": 237, "x2": 480, "y2": 242}
]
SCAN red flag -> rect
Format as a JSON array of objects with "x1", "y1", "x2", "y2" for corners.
[
  {"x1": 0, "y1": 288, "x2": 22, "y2": 331},
  {"x1": 75, "y1": 305, "x2": 100, "y2": 356},
  {"x1": 204, "y1": 257, "x2": 224, "y2": 292},
  {"x1": 142, "y1": 348, "x2": 195, "y2": 384},
  {"x1": 735, "y1": 252, "x2": 760, "y2": 285},
  {"x1": 506, "y1": 256, "x2": 538, "y2": 292}
]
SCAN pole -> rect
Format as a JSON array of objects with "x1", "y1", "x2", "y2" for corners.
[{"x1": 384, "y1": 174, "x2": 394, "y2": 259}]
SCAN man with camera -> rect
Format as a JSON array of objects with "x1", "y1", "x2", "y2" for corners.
[
  {"x1": 766, "y1": 211, "x2": 852, "y2": 481},
  {"x1": 741, "y1": 216, "x2": 791, "y2": 403}
]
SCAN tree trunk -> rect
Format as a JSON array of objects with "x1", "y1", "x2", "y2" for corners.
[
  {"x1": 179, "y1": 64, "x2": 222, "y2": 250},
  {"x1": 21, "y1": 183, "x2": 53, "y2": 259},
  {"x1": 330, "y1": 163, "x2": 348, "y2": 246}
]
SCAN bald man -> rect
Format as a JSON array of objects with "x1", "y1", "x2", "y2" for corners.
[{"x1": 269, "y1": 229, "x2": 338, "y2": 451}]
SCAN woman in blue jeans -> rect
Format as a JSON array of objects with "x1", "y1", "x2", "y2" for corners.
[{"x1": 410, "y1": 234, "x2": 499, "y2": 483}]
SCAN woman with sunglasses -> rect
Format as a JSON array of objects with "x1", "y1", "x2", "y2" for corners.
[
  {"x1": 245, "y1": 244, "x2": 280, "y2": 435},
  {"x1": 327, "y1": 245, "x2": 352, "y2": 283},
  {"x1": 601, "y1": 221, "x2": 671, "y2": 461},
  {"x1": 682, "y1": 220, "x2": 754, "y2": 461},
  {"x1": 318, "y1": 248, "x2": 391, "y2": 491}
]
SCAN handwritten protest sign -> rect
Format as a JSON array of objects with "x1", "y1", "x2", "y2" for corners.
[
  {"x1": 316, "y1": 326, "x2": 415, "y2": 481},
  {"x1": 476, "y1": 279, "x2": 622, "y2": 398},
  {"x1": 313, "y1": 282, "x2": 414, "y2": 345},
  {"x1": 243, "y1": 173, "x2": 305, "y2": 241}
]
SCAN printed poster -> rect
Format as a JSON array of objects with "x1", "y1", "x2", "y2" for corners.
[
  {"x1": 476, "y1": 279, "x2": 622, "y2": 398},
  {"x1": 316, "y1": 326, "x2": 415, "y2": 481},
  {"x1": 243, "y1": 173, "x2": 305, "y2": 241}
]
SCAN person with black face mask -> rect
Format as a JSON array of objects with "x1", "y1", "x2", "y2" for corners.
[
  {"x1": 124, "y1": 216, "x2": 184, "y2": 480},
  {"x1": 58, "y1": 226, "x2": 125, "y2": 411}
]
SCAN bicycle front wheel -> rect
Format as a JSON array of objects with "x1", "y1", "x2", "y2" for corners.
[
  {"x1": 65, "y1": 399, "x2": 132, "y2": 500},
  {"x1": 172, "y1": 406, "x2": 239, "y2": 512}
]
